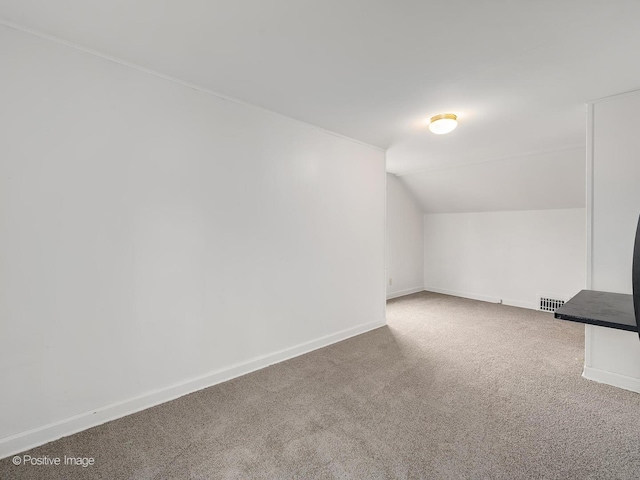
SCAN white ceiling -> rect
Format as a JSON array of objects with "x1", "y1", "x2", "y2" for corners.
[
  {"x1": 1, "y1": 1, "x2": 639, "y2": 212},
  {"x1": 400, "y1": 147, "x2": 585, "y2": 214}
]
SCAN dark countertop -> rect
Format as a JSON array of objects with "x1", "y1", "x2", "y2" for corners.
[{"x1": 554, "y1": 290, "x2": 638, "y2": 332}]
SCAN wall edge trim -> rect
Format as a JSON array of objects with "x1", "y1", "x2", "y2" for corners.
[
  {"x1": 386, "y1": 287, "x2": 424, "y2": 300},
  {"x1": 0, "y1": 319, "x2": 386, "y2": 460},
  {"x1": 582, "y1": 366, "x2": 640, "y2": 394},
  {"x1": 423, "y1": 287, "x2": 538, "y2": 310}
]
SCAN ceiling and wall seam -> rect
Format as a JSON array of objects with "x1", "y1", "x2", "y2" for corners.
[
  {"x1": 0, "y1": 17, "x2": 385, "y2": 154},
  {"x1": 391, "y1": 175, "x2": 426, "y2": 215},
  {"x1": 394, "y1": 144, "x2": 584, "y2": 178}
]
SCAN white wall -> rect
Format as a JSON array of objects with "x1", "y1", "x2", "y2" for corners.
[
  {"x1": 424, "y1": 209, "x2": 586, "y2": 309},
  {"x1": 385, "y1": 174, "x2": 423, "y2": 299},
  {"x1": 585, "y1": 90, "x2": 640, "y2": 393},
  {"x1": 0, "y1": 25, "x2": 386, "y2": 456}
]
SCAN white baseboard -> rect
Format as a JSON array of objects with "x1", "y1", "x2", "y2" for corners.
[
  {"x1": 386, "y1": 286, "x2": 424, "y2": 300},
  {"x1": 423, "y1": 286, "x2": 537, "y2": 310},
  {"x1": 501, "y1": 298, "x2": 538, "y2": 310},
  {"x1": 0, "y1": 319, "x2": 386, "y2": 460},
  {"x1": 424, "y1": 286, "x2": 498, "y2": 304},
  {"x1": 582, "y1": 366, "x2": 640, "y2": 394}
]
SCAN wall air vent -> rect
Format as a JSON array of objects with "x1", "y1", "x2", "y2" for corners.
[{"x1": 538, "y1": 295, "x2": 566, "y2": 312}]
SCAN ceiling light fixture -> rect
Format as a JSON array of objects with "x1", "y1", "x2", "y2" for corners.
[{"x1": 429, "y1": 113, "x2": 458, "y2": 134}]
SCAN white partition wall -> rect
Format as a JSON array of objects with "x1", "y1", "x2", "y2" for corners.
[
  {"x1": 0, "y1": 24, "x2": 386, "y2": 457},
  {"x1": 385, "y1": 174, "x2": 424, "y2": 299},
  {"x1": 585, "y1": 90, "x2": 640, "y2": 393},
  {"x1": 423, "y1": 209, "x2": 586, "y2": 309}
]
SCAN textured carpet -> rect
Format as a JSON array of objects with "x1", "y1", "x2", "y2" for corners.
[{"x1": 2, "y1": 291, "x2": 640, "y2": 479}]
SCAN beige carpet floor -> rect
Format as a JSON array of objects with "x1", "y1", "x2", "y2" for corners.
[{"x1": 2, "y1": 291, "x2": 640, "y2": 479}]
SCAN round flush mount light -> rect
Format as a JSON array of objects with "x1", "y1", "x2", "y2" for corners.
[{"x1": 429, "y1": 113, "x2": 458, "y2": 134}]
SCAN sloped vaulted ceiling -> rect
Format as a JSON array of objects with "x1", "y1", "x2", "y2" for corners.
[{"x1": 1, "y1": 1, "x2": 639, "y2": 212}]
